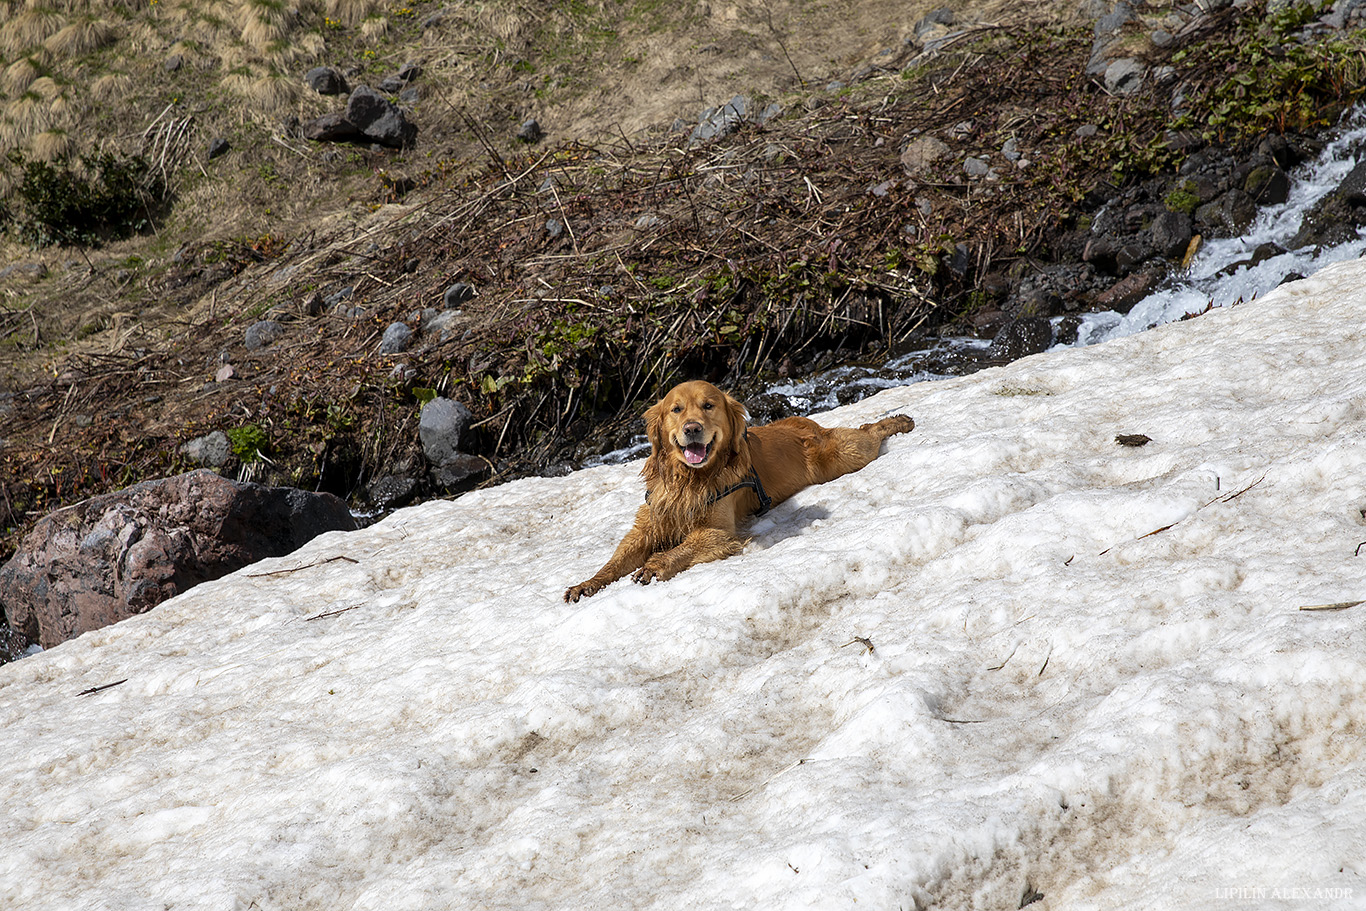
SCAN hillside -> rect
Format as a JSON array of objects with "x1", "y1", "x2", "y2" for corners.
[{"x1": 1, "y1": 0, "x2": 1364, "y2": 560}]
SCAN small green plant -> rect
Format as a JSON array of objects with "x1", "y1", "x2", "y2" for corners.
[
  {"x1": 1164, "y1": 185, "x2": 1200, "y2": 215},
  {"x1": 227, "y1": 424, "x2": 269, "y2": 462}
]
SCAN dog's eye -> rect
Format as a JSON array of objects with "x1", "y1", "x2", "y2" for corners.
[
  {"x1": 702, "y1": 401, "x2": 714, "y2": 410},
  {"x1": 671, "y1": 405, "x2": 682, "y2": 413}
]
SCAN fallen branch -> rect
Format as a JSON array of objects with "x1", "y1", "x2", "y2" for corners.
[
  {"x1": 1299, "y1": 600, "x2": 1363, "y2": 612},
  {"x1": 77, "y1": 678, "x2": 128, "y2": 697},
  {"x1": 246, "y1": 555, "x2": 359, "y2": 578}
]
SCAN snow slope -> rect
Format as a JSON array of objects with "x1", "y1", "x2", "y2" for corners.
[{"x1": 3, "y1": 261, "x2": 1366, "y2": 911}]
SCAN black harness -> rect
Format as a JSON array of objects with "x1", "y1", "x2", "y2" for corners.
[{"x1": 645, "y1": 467, "x2": 773, "y2": 517}]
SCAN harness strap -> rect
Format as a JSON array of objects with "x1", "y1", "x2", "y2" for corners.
[
  {"x1": 708, "y1": 470, "x2": 772, "y2": 517},
  {"x1": 644, "y1": 468, "x2": 772, "y2": 517}
]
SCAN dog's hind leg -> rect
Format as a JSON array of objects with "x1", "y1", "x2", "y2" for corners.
[{"x1": 810, "y1": 414, "x2": 915, "y2": 483}]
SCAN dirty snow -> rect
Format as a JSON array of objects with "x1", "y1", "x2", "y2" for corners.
[{"x1": 3, "y1": 261, "x2": 1365, "y2": 910}]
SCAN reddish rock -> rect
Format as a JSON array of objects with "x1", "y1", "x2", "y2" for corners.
[
  {"x1": 0, "y1": 470, "x2": 356, "y2": 648},
  {"x1": 1094, "y1": 270, "x2": 1163, "y2": 313}
]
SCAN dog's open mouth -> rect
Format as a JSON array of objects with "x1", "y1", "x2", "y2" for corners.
[{"x1": 681, "y1": 441, "x2": 712, "y2": 466}]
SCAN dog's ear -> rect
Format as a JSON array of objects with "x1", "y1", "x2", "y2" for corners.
[
  {"x1": 644, "y1": 398, "x2": 667, "y2": 455},
  {"x1": 725, "y1": 392, "x2": 749, "y2": 455}
]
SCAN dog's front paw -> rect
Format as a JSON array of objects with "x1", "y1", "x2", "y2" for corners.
[
  {"x1": 565, "y1": 579, "x2": 603, "y2": 602},
  {"x1": 632, "y1": 558, "x2": 673, "y2": 586}
]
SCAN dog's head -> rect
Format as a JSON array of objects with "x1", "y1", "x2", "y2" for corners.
[{"x1": 644, "y1": 381, "x2": 748, "y2": 471}]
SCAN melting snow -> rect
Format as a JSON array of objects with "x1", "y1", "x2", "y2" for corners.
[{"x1": 3, "y1": 261, "x2": 1366, "y2": 910}]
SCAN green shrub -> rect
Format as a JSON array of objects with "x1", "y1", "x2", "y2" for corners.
[{"x1": 2, "y1": 151, "x2": 167, "y2": 247}]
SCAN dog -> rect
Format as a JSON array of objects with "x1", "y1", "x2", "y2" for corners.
[{"x1": 564, "y1": 380, "x2": 914, "y2": 601}]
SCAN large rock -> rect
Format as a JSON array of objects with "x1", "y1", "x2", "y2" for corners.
[
  {"x1": 0, "y1": 470, "x2": 356, "y2": 648},
  {"x1": 419, "y1": 398, "x2": 485, "y2": 487},
  {"x1": 346, "y1": 85, "x2": 417, "y2": 148}
]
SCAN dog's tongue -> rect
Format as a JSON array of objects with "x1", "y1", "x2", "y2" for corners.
[{"x1": 684, "y1": 443, "x2": 708, "y2": 465}]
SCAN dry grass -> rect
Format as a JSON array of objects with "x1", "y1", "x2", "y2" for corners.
[
  {"x1": 0, "y1": 94, "x2": 49, "y2": 146},
  {"x1": 325, "y1": 0, "x2": 379, "y2": 28},
  {"x1": 360, "y1": 17, "x2": 390, "y2": 44},
  {"x1": 0, "y1": 56, "x2": 42, "y2": 96},
  {"x1": 0, "y1": 7, "x2": 66, "y2": 56},
  {"x1": 236, "y1": 0, "x2": 291, "y2": 50},
  {"x1": 91, "y1": 71, "x2": 132, "y2": 102},
  {"x1": 30, "y1": 128, "x2": 73, "y2": 161},
  {"x1": 44, "y1": 17, "x2": 117, "y2": 58},
  {"x1": 25, "y1": 76, "x2": 61, "y2": 102},
  {"x1": 223, "y1": 70, "x2": 305, "y2": 113}
]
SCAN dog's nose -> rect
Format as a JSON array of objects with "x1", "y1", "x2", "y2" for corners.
[{"x1": 682, "y1": 420, "x2": 704, "y2": 438}]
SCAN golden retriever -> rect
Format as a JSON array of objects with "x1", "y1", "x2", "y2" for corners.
[{"x1": 564, "y1": 380, "x2": 914, "y2": 601}]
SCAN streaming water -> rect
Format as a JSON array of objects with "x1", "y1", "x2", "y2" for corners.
[{"x1": 584, "y1": 109, "x2": 1366, "y2": 466}]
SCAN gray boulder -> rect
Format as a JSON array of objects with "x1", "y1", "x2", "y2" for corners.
[
  {"x1": 379, "y1": 322, "x2": 413, "y2": 354},
  {"x1": 0, "y1": 470, "x2": 356, "y2": 648},
  {"x1": 305, "y1": 66, "x2": 349, "y2": 95},
  {"x1": 245, "y1": 320, "x2": 285, "y2": 350},
  {"x1": 346, "y1": 85, "x2": 417, "y2": 148},
  {"x1": 419, "y1": 398, "x2": 485, "y2": 487},
  {"x1": 180, "y1": 431, "x2": 232, "y2": 467}
]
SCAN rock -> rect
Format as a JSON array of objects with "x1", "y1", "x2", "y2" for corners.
[
  {"x1": 419, "y1": 397, "x2": 474, "y2": 462},
  {"x1": 689, "y1": 95, "x2": 749, "y2": 146},
  {"x1": 443, "y1": 282, "x2": 475, "y2": 307},
  {"x1": 989, "y1": 317, "x2": 1053, "y2": 360},
  {"x1": 915, "y1": 6, "x2": 955, "y2": 34},
  {"x1": 244, "y1": 320, "x2": 285, "y2": 350},
  {"x1": 424, "y1": 310, "x2": 467, "y2": 343},
  {"x1": 345, "y1": 85, "x2": 417, "y2": 148},
  {"x1": 1150, "y1": 210, "x2": 1194, "y2": 259},
  {"x1": 304, "y1": 66, "x2": 349, "y2": 95},
  {"x1": 517, "y1": 118, "x2": 543, "y2": 143},
  {"x1": 378, "y1": 63, "x2": 422, "y2": 94},
  {"x1": 419, "y1": 398, "x2": 484, "y2": 487},
  {"x1": 179, "y1": 431, "x2": 231, "y2": 467},
  {"x1": 325, "y1": 286, "x2": 354, "y2": 309},
  {"x1": 1094, "y1": 269, "x2": 1162, "y2": 313},
  {"x1": 1245, "y1": 165, "x2": 1290, "y2": 206},
  {"x1": 207, "y1": 137, "x2": 231, "y2": 160},
  {"x1": 164, "y1": 54, "x2": 183, "y2": 72},
  {"x1": 366, "y1": 475, "x2": 418, "y2": 511},
  {"x1": 0, "y1": 470, "x2": 356, "y2": 648},
  {"x1": 900, "y1": 135, "x2": 951, "y2": 176},
  {"x1": 0, "y1": 624, "x2": 30, "y2": 665},
  {"x1": 1104, "y1": 58, "x2": 1145, "y2": 94},
  {"x1": 214, "y1": 364, "x2": 237, "y2": 382},
  {"x1": 303, "y1": 111, "x2": 363, "y2": 143},
  {"x1": 1195, "y1": 189, "x2": 1257, "y2": 235},
  {"x1": 1087, "y1": 0, "x2": 1135, "y2": 75},
  {"x1": 378, "y1": 322, "x2": 413, "y2": 354},
  {"x1": 0, "y1": 262, "x2": 48, "y2": 283},
  {"x1": 963, "y1": 157, "x2": 990, "y2": 178}
]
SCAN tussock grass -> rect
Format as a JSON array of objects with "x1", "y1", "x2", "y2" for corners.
[
  {"x1": 44, "y1": 17, "x2": 117, "y2": 58},
  {"x1": 360, "y1": 17, "x2": 390, "y2": 43},
  {"x1": 30, "y1": 128, "x2": 73, "y2": 161},
  {"x1": 325, "y1": 0, "x2": 379, "y2": 28},
  {"x1": 1, "y1": 94, "x2": 49, "y2": 145},
  {"x1": 26, "y1": 75, "x2": 61, "y2": 101},
  {"x1": 0, "y1": 7, "x2": 66, "y2": 56},
  {"x1": 236, "y1": 0, "x2": 291, "y2": 50},
  {"x1": 91, "y1": 71, "x2": 131, "y2": 102},
  {"x1": 223, "y1": 70, "x2": 304, "y2": 113},
  {"x1": 0, "y1": 56, "x2": 42, "y2": 96}
]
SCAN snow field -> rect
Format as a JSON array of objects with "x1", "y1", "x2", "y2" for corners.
[{"x1": 2, "y1": 262, "x2": 1366, "y2": 909}]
